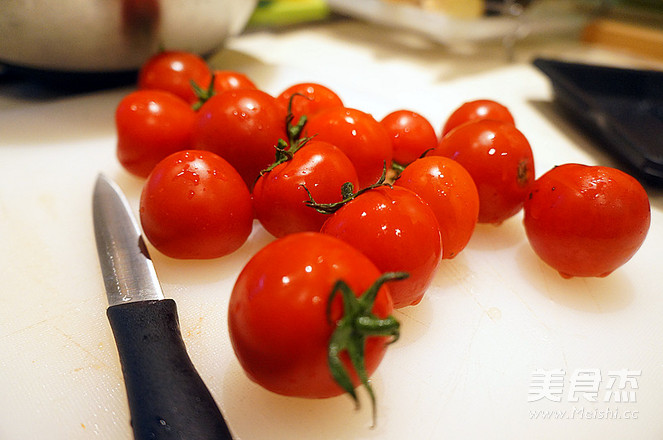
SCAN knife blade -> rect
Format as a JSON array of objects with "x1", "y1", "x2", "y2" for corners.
[{"x1": 92, "y1": 173, "x2": 233, "y2": 440}]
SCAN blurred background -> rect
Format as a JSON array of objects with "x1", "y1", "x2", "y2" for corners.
[
  {"x1": 0, "y1": 0, "x2": 661, "y2": 98},
  {"x1": 248, "y1": 0, "x2": 663, "y2": 62},
  {"x1": 1, "y1": 0, "x2": 661, "y2": 77}
]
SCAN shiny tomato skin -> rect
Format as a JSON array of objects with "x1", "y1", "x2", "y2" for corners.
[
  {"x1": 115, "y1": 90, "x2": 195, "y2": 178},
  {"x1": 139, "y1": 150, "x2": 253, "y2": 259},
  {"x1": 228, "y1": 232, "x2": 394, "y2": 398},
  {"x1": 137, "y1": 51, "x2": 211, "y2": 105},
  {"x1": 432, "y1": 119, "x2": 535, "y2": 224},
  {"x1": 523, "y1": 164, "x2": 651, "y2": 278},
  {"x1": 276, "y1": 82, "x2": 343, "y2": 124},
  {"x1": 305, "y1": 107, "x2": 393, "y2": 188},
  {"x1": 321, "y1": 186, "x2": 441, "y2": 308},
  {"x1": 252, "y1": 140, "x2": 359, "y2": 238},
  {"x1": 395, "y1": 156, "x2": 479, "y2": 259},
  {"x1": 212, "y1": 70, "x2": 257, "y2": 94},
  {"x1": 380, "y1": 110, "x2": 438, "y2": 167},
  {"x1": 441, "y1": 99, "x2": 515, "y2": 136},
  {"x1": 192, "y1": 89, "x2": 287, "y2": 190}
]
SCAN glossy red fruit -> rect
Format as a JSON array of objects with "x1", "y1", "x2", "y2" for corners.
[
  {"x1": 395, "y1": 156, "x2": 479, "y2": 259},
  {"x1": 275, "y1": 82, "x2": 343, "y2": 124},
  {"x1": 211, "y1": 70, "x2": 257, "y2": 94},
  {"x1": 441, "y1": 99, "x2": 515, "y2": 136},
  {"x1": 193, "y1": 89, "x2": 287, "y2": 190},
  {"x1": 252, "y1": 140, "x2": 359, "y2": 238},
  {"x1": 228, "y1": 232, "x2": 395, "y2": 399},
  {"x1": 115, "y1": 89, "x2": 195, "y2": 178},
  {"x1": 138, "y1": 51, "x2": 211, "y2": 105},
  {"x1": 523, "y1": 164, "x2": 651, "y2": 278},
  {"x1": 432, "y1": 119, "x2": 534, "y2": 224},
  {"x1": 140, "y1": 150, "x2": 253, "y2": 259},
  {"x1": 380, "y1": 110, "x2": 438, "y2": 168},
  {"x1": 320, "y1": 186, "x2": 442, "y2": 308},
  {"x1": 305, "y1": 107, "x2": 393, "y2": 188}
]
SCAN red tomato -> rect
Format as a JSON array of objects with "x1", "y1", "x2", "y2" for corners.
[
  {"x1": 441, "y1": 99, "x2": 515, "y2": 136},
  {"x1": 212, "y1": 70, "x2": 257, "y2": 94},
  {"x1": 115, "y1": 90, "x2": 195, "y2": 178},
  {"x1": 228, "y1": 232, "x2": 396, "y2": 400},
  {"x1": 380, "y1": 110, "x2": 438, "y2": 167},
  {"x1": 432, "y1": 119, "x2": 535, "y2": 224},
  {"x1": 320, "y1": 186, "x2": 441, "y2": 308},
  {"x1": 137, "y1": 51, "x2": 211, "y2": 105},
  {"x1": 395, "y1": 156, "x2": 479, "y2": 259},
  {"x1": 192, "y1": 89, "x2": 287, "y2": 190},
  {"x1": 305, "y1": 107, "x2": 393, "y2": 188},
  {"x1": 275, "y1": 82, "x2": 343, "y2": 124},
  {"x1": 523, "y1": 164, "x2": 651, "y2": 278},
  {"x1": 139, "y1": 150, "x2": 253, "y2": 259},
  {"x1": 253, "y1": 140, "x2": 359, "y2": 238}
]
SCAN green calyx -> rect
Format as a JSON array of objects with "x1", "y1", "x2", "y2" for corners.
[
  {"x1": 259, "y1": 92, "x2": 313, "y2": 176},
  {"x1": 259, "y1": 138, "x2": 296, "y2": 175},
  {"x1": 390, "y1": 160, "x2": 406, "y2": 178},
  {"x1": 303, "y1": 161, "x2": 391, "y2": 215},
  {"x1": 391, "y1": 147, "x2": 436, "y2": 180},
  {"x1": 284, "y1": 93, "x2": 309, "y2": 146},
  {"x1": 327, "y1": 271, "x2": 408, "y2": 427},
  {"x1": 190, "y1": 75, "x2": 216, "y2": 111}
]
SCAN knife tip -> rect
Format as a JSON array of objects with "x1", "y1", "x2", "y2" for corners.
[
  {"x1": 94, "y1": 173, "x2": 119, "y2": 196},
  {"x1": 95, "y1": 172, "x2": 110, "y2": 186}
]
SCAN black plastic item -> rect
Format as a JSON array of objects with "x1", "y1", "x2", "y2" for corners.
[
  {"x1": 0, "y1": 62, "x2": 138, "y2": 92},
  {"x1": 533, "y1": 57, "x2": 663, "y2": 186},
  {"x1": 107, "y1": 299, "x2": 233, "y2": 440}
]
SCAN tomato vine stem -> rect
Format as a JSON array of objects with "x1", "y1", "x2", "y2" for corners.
[
  {"x1": 190, "y1": 74, "x2": 216, "y2": 111},
  {"x1": 303, "y1": 161, "x2": 391, "y2": 215},
  {"x1": 259, "y1": 92, "x2": 314, "y2": 176},
  {"x1": 326, "y1": 271, "x2": 408, "y2": 428}
]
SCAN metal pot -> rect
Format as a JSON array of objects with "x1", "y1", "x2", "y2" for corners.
[{"x1": 0, "y1": 0, "x2": 258, "y2": 72}]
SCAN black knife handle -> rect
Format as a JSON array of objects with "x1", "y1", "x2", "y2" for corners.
[{"x1": 107, "y1": 299, "x2": 233, "y2": 440}]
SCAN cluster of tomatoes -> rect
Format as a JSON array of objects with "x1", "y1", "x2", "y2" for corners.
[{"x1": 115, "y1": 50, "x2": 651, "y2": 421}]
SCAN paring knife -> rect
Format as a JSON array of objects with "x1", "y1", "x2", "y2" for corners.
[{"x1": 92, "y1": 173, "x2": 233, "y2": 440}]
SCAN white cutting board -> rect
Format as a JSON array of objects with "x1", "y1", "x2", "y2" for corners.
[{"x1": 1, "y1": 58, "x2": 662, "y2": 440}]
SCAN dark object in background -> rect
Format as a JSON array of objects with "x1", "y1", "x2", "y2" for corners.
[
  {"x1": 0, "y1": 63, "x2": 138, "y2": 93},
  {"x1": 534, "y1": 57, "x2": 663, "y2": 186},
  {"x1": 485, "y1": 0, "x2": 533, "y2": 16}
]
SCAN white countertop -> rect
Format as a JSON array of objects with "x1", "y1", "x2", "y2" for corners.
[{"x1": 1, "y1": 17, "x2": 662, "y2": 440}]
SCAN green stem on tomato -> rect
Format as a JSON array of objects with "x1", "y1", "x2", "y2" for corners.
[
  {"x1": 391, "y1": 148, "x2": 436, "y2": 180},
  {"x1": 303, "y1": 161, "x2": 391, "y2": 215},
  {"x1": 390, "y1": 160, "x2": 406, "y2": 178},
  {"x1": 285, "y1": 94, "x2": 308, "y2": 146},
  {"x1": 190, "y1": 74, "x2": 216, "y2": 111},
  {"x1": 326, "y1": 271, "x2": 408, "y2": 428},
  {"x1": 259, "y1": 92, "x2": 314, "y2": 176}
]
